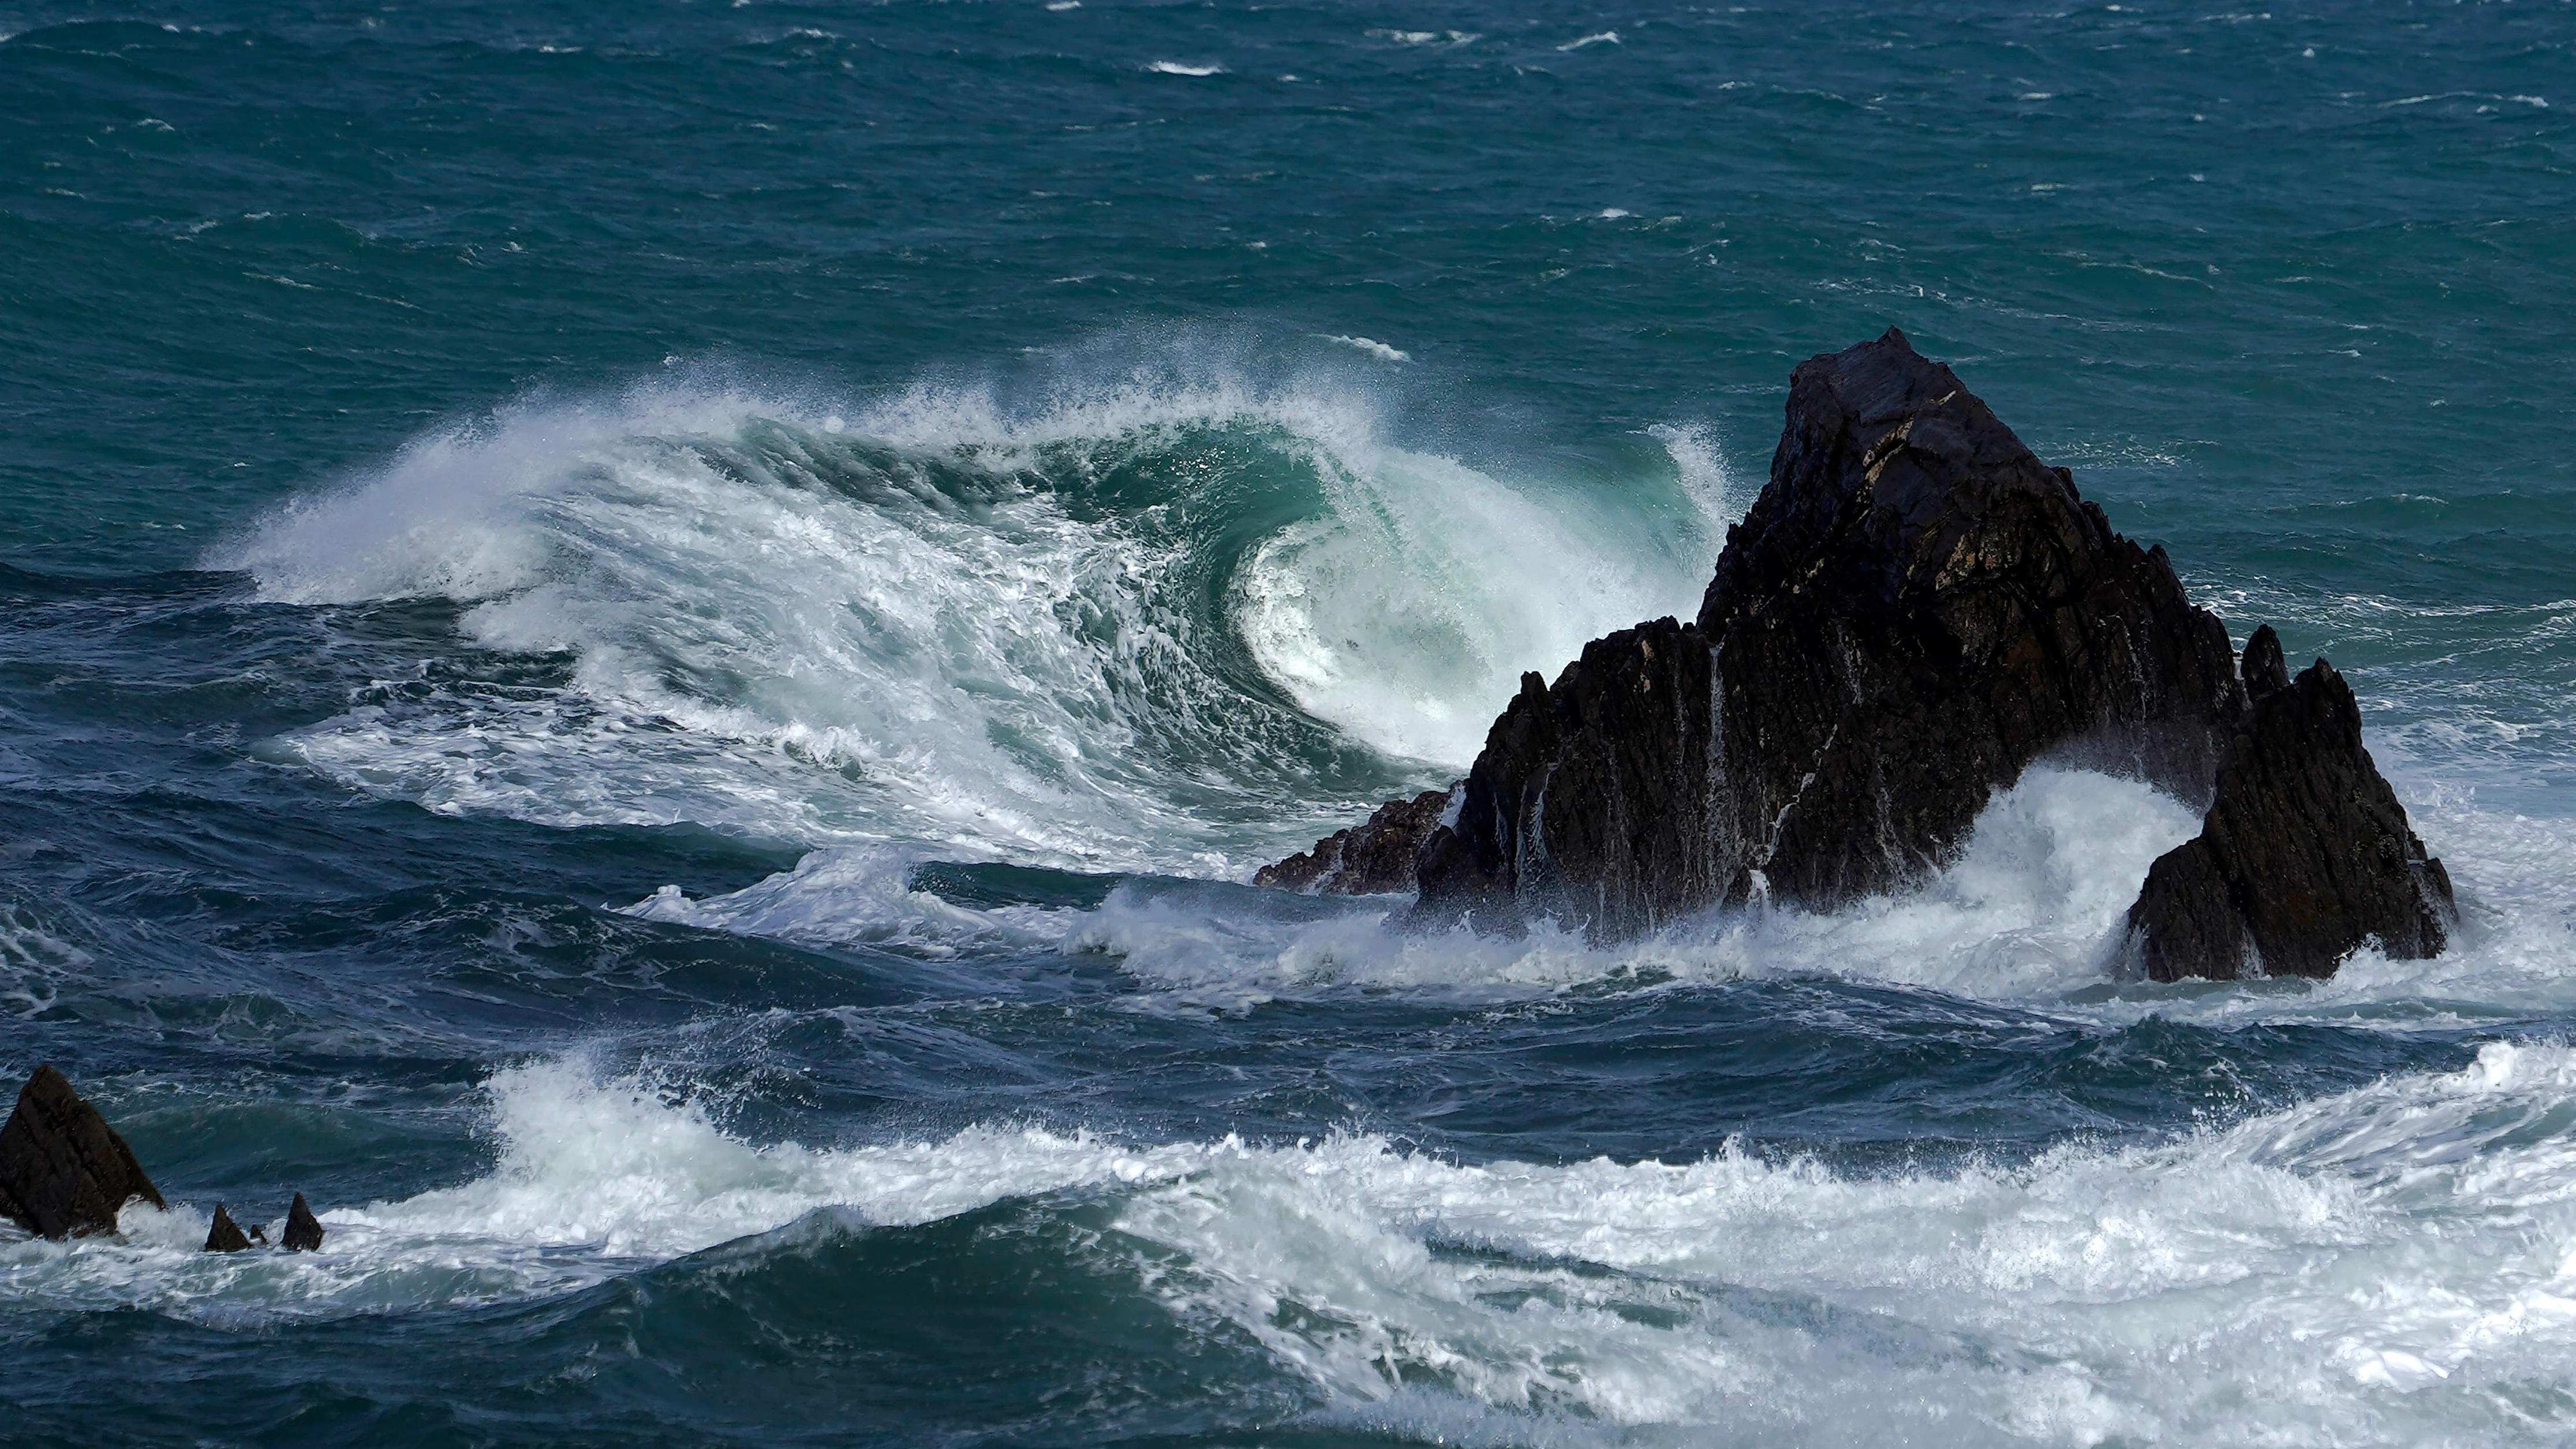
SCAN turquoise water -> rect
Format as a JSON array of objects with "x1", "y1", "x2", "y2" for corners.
[{"x1": 4, "y1": 3, "x2": 2574, "y2": 1444}]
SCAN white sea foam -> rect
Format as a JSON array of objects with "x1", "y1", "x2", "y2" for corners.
[
  {"x1": 1319, "y1": 333, "x2": 1408, "y2": 362},
  {"x1": 629, "y1": 754, "x2": 2576, "y2": 1033},
  {"x1": 212, "y1": 353, "x2": 1718, "y2": 872},
  {"x1": 17, "y1": 1046, "x2": 2576, "y2": 1441},
  {"x1": 1065, "y1": 765, "x2": 2204, "y2": 1007},
  {"x1": 0, "y1": 899, "x2": 87, "y2": 1018},
  {"x1": 627, "y1": 843, "x2": 1069, "y2": 956},
  {"x1": 1147, "y1": 59, "x2": 1225, "y2": 76}
]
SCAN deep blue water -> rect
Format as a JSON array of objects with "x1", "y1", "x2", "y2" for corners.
[{"x1": 3, "y1": 2, "x2": 2574, "y2": 1444}]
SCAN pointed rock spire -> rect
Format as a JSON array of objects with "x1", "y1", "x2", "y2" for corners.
[
  {"x1": 204, "y1": 1202, "x2": 252, "y2": 1252},
  {"x1": 2241, "y1": 624, "x2": 2290, "y2": 700},
  {"x1": 281, "y1": 1192, "x2": 325, "y2": 1252},
  {"x1": 1412, "y1": 327, "x2": 2244, "y2": 938},
  {"x1": 0, "y1": 1065, "x2": 167, "y2": 1239},
  {"x1": 2128, "y1": 656, "x2": 2454, "y2": 980}
]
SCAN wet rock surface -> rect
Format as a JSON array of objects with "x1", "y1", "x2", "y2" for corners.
[
  {"x1": 204, "y1": 1202, "x2": 254, "y2": 1253},
  {"x1": 2128, "y1": 651, "x2": 2455, "y2": 981},
  {"x1": 282, "y1": 1191, "x2": 326, "y2": 1252},
  {"x1": 1254, "y1": 787, "x2": 1452, "y2": 896},
  {"x1": 1412, "y1": 617, "x2": 1721, "y2": 937},
  {"x1": 0, "y1": 1064, "x2": 167, "y2": 1239},
  {"x1": 1412, "y1": 328, "x2": 2243, "y2": 938}
]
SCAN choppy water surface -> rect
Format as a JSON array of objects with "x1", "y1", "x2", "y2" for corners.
[{"x1": 3, "y1": 1, "x2": 2573, "y2": 1444}]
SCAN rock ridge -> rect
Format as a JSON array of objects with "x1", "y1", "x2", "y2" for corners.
[{"x1": 1253, "y1": 788, "x2": 1452, "y2": 896}]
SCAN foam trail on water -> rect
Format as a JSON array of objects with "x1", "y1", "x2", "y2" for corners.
[
  {"x1": 627, "y1": 740, "x2": 2576, "y2": 1032},
  {"x1": 210, "y1": 354, "x2": 1721, "y2": 873},
  {"x1": 1069, "y1": 765, "x2": 2204, "y2": 1005},
  {"x1": 626, "y1": 843, "x2": 1071, "y2": 956},
  {"x1": 1068, "y1": 761, "x2": 2576, "y2": 1029},
  {"x1": 16, "y1": 1047, "x2": 2576, "y2": 1444}
]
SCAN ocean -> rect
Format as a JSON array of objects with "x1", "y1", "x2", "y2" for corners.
[{"x1": 2, "y1": 1, "x2": 2573, "y2": 1443}]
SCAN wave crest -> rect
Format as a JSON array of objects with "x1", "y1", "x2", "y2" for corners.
[{"x1": 211, "y1": 352, "x2": 1726, "y2": 871}]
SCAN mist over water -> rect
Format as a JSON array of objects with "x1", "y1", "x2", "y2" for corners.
[{"x1": 4, "y1": 0, "x2": 2574, "y2": 1444}]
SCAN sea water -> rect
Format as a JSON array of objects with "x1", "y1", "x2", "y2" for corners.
[{"x1": 3, "y1": 1, "x2": 2573, "y2": 1444}]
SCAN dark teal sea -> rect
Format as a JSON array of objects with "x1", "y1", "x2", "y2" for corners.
[{"x1": 3, "y1": 2, "x2": 2573, "y2": 1444}]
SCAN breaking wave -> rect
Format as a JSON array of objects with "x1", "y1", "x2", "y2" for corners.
[
  {"x1": 17, "y1": 1043, "x2": 2576, "y2": 1444},
  {"x1": 212, "y1": 351, "x2": 1727, "y2": 874}
]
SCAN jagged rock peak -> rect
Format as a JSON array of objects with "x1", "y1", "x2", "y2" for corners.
[
  {"x1": 2242, "y1": 623, "x2": 2290, "y2": 700},
  {"x1": 0, "y1": 1064, "x2": 167, "y2": 1239},
  {"x1": 2128, "y1": 653, "x2": 2455, "y2": 981},
  {"x1": 1254, "y1": 787, "x2": 1452, "y2": 896},
  {"x1": 1412, "y1": 328, "x2": 2242, "y2": 939},
  {"x1": 282, "y1": 1191, "x2": 326, "y2": 1252},
  {"x1": 205, "y1": 1202, "x2": 254, "y2": 1253}
]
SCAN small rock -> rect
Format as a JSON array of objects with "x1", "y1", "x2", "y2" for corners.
[
  {"x1": 2127, "y1": 653, "x2": 2455, "y2": 980},
  {"x1": 281, "y1": 1191, "x2": 324, "y2": 1252},
  {"x1": 0, "y1": 1064, "x2": 167, "y2": 1239},
  {"x1": 1254, "y1": 787, "x2": 1453, "y2": 895},
  {"x1": 2241, "y1": 623, "x2": 2290, "y2": 700},
  {"x1": 204, "y1": 1202, "x2": 252, "y2": 1253}
]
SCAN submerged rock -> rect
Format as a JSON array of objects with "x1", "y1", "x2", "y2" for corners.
[
  {"x1": 2127, "y1": 649, "x2": 2455, "y2": 980},
  {"x1": 281, "y1": 1191, "x2": 325, "y2": 1252},
  {"x1": 204, "y1": 1202, "x2": 254, "y2": 1253},
  {"x1": 1254, "y1": 787, "x2": 1453, "y2": 896},
  {"x1": 0, "y1": 1064, "x2": 167, "y2": 1239},
  {"x1": 1414, "y1": 327, "x2": 2243, "y2": 937}
]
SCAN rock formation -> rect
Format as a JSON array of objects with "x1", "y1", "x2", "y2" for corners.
[
  {"x1": 205, "y1": 1202, "x2": 255, "y2": 1252},
  {"x1": 282, "y1": 1191, "x2": 326, "y2": 1252},
  {"x1": 0, "y1": 1064, "x2": 167, "y2": 1239},
  {"x1": 2126, "y1": 642, "x2": 2455, "y2": 980},
  {"x1": 1254, "y1": 787, "x2": 1452, "y2": 895},
  {"x1": 1255, "y1": 330, "x2": 2454, "y2": 981},
  {"x1": 1410, "y1": 327, "x2": 2244, "y2": 937},
  {"x1": 1411, "y1": 618, "x2": 1721, "y2": 938}
]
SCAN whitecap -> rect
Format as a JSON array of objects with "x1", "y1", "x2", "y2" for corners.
[
  {"x1": 22, "y1": 1045, "x2": 2576, "y2": 1446},
  {"x1": 1319, "y1": 334, "x2": 1408, "y2": 362}
]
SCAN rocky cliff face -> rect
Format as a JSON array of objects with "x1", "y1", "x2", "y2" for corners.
[
  {"x1": 2126, "y1": 641, "x2": 2455, "y2": 980},
  {"x1": 1410, "y1": 328, "x2": 2244, "y2": 937}
]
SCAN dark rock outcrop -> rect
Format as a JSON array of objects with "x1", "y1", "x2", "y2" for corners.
[
  {"x1": 0, "y1": 1065, "x2": 166, "y2": 1239},
  {"x1": 2241, "y1": 622, "x2": 2291, "y2": 701},
  {"x1": 1413, "y1": 618, "x2": 1721, "y2": 937},
  {"x1": 1413, "y1": 327, "x2": 2244, "y2": 938},
  {"x1": 2127, "y1": 650, "x2": 2455, "y2": 980},
  {"x1": 281, "y1": 1191, "x2": 325, "y2": 1252},
  {"x1": 205, "y1": 1202, "x2": 253, "y2": 1253},
  {"x1": 1255, "y1": 787, "x2": 1452, "y2": 895}
]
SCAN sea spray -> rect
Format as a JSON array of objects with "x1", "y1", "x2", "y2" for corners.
[
  {"x1": 212, "y1": 358, "x2": 1724, "y2": 871},
  {"x1": 23, "y1": 1048, "x2": 2576, "y2": 1445}
]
